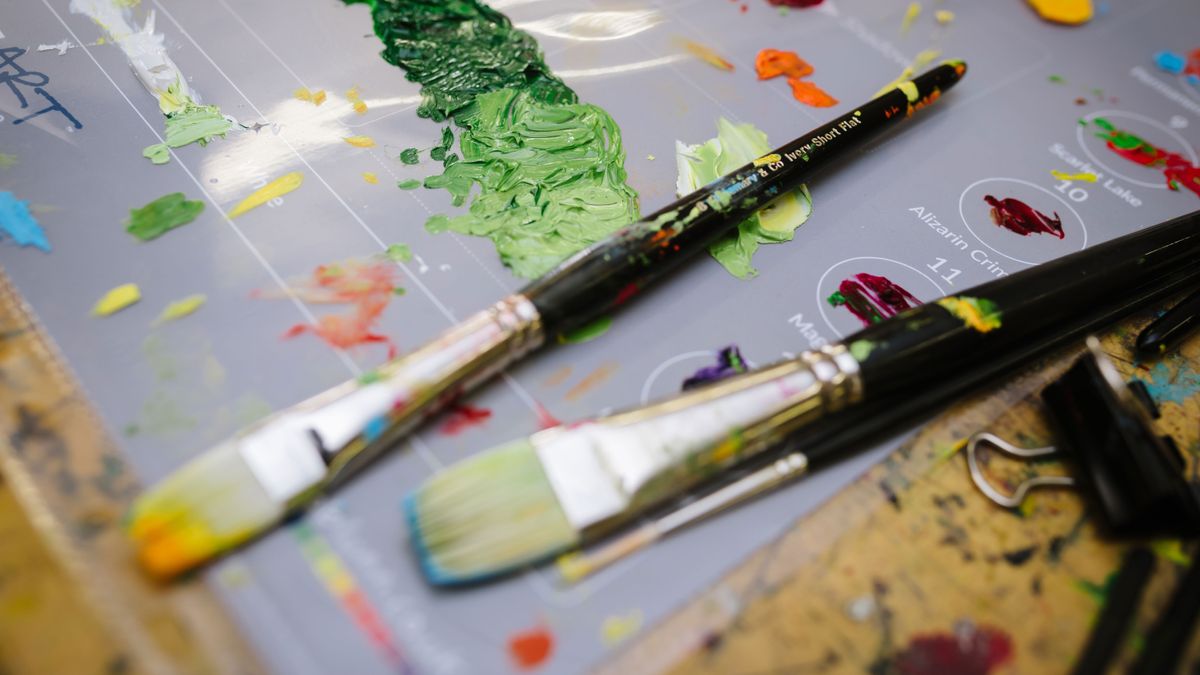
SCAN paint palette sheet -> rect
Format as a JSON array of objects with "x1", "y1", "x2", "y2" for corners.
[{"x1": 3, "y1": 0, "x2": 1200, "y2": 672}]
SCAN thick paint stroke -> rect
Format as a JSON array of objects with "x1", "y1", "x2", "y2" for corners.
[
  {"x1": 983, "y1": 195, "x2": 1064, "y2": 239},
  {"x1": 345, "y1": 0, "x2": 640, "y2": 278},
  {"x1": 826, "y1": 273, "x2": 920, "y2": 326}
]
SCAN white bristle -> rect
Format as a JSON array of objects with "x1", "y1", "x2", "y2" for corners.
[{"x1": 407, "y1": 439, "x2": 580, "y2": 584}]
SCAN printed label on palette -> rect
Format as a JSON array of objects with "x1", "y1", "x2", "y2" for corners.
[
  {"x1": 816, "y1": 257, "x2": 946, "y2": 338},
  {"x1": 958, "y1": 178, "x2": 1087, "y2": 266},
  {"x1": 1075, "y1": 110, "x2": 1198, "y2": 191}
]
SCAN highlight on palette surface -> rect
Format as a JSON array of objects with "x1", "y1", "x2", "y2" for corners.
[
  {"x1": 984, "y1": 195, "x2": 1064, "y2": 239},
  {"x1": 827, "y1": 273, "x2": 921, "y2": 326}
]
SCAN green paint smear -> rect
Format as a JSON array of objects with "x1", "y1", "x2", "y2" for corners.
[
  {"x1": 558, "y1": 315, "x2": 613, "y2": 344},
  {"x1": 143, "y1": 99, "x2": 232, "y2": 165},
  {"x1": 399, "y1": 148, "x2": 420, "y2": 164},
  {"x1": 385, "y1": 242, "x2": 413, "y2": 262},
  {"x1": 421, "y1": 88, "x2": 638, "y2": 278},
  {"x1": 396, "y1": 179, "x2": 421, "y2": 190},
  {"x1": 675, "y1": 118, "x2": 813, "y2": 279},
  {"x1": 347, "y1": 0, "x2": 639, "y2": 279},
  {"x1": 126, "y1": 192, "x2": 205, "y2": 241}
]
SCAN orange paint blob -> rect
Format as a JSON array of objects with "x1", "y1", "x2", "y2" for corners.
[
  {"x1": 786, "y1": 78, "x2": 838, "y2": 107},
  {"x1": 755, "y1": 49, "x2": 813, "y2": 80},
  {"x1": 509, "y1": 626, "x2": 554, "y2": 670}
]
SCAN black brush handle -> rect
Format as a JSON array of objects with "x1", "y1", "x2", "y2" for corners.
[
  {"x1": 848, "y1": 209, "x2": 1200, "y2": 398},
  {"x1": 522, "y1": 62, "x2": 967, "y2": 333},
  {"x1": 1136, "y1": 286, "x2": 1200, "y2": 357}
]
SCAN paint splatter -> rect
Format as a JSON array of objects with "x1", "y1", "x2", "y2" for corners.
[
  {"x1": 1027, "y1": 0, "x2": 1094, "y2": 25},
  {"x1": 677, "y1": 38, "x2": 735, "y2": 72},
  {"x1": 142, "y1": 94, "x2": 233, "y2": 165},
  {"x1": 0, "y1": 192, "x2": 50, "y2": 252},
  {"x1": 600, "y1": 610, "x2": 644, "y2": 647},
  {"x1": 900, "y1": 2, "x2": 921, "y2": 33},
  {"x1": 294, "y1": 87, "x2": 327, "y2": 105},
  {"x1": 362, "y1": 172, "x2": 379, "y2": 185},
  {"x1": 755, "y1": 49, "x2": 812, "y2": 80},
  {"x1": 983, "y1": 195, "x2": 1064, "y2": 239},
  {"x1": 675, "y1": 118, "x2": 813, "y2": 278},
  {"x1": 892, "y1": 624, "x2": 1014, "y2": 675},
  {"x1": 787, "y1": 79, "x2": 838, "y2": 107},
  {"x1": 1154, "y1": 51, "x2": 1187, "y2": 75},
  {"x1": 439, "y1": 403, "x2": 492, "y2": 435},
  {"x1": 565, "y1": 363, "x2": 619, "y2": 401},
  {"x1": 937, "y1": 297, "x2": 1002, "y2": 333},
  {"x1": 1050, "y1": 170, "x2": 1097, "y2": 182},
  {"x1": 93, "y1": 283, "x2": 141, "y2": 316},
  {"x1": 126, "y1": 192, "x2": 204, "y2": 241},
  {"x1": 1086, "y1": 117, "x2": 1200, "y2": 197},
  {"x1": 682, "y1": 345, "x2": 748, "y2": 390},
  {"x1": 349, "y1": 0, "x2": 639, "y2": 279},
  {"x1": 343, "y1": 135, "x2": 376, "y2": 148},
  {"x1": 508, "y1": 625, "x2": 554, "y2": 670},
  {"x1": 266, "y1": 257, "x2": 402, "y2": 357},
  {"x1": 1137, "y1": 361, "x2": 1200, "y2": 405},
  {"x1": 826, "y1": 273, "x2": 921, "y2": 326},
  {"x1": 153, "y1": 294, "x2": 206, "y2": 324},
  {"x1": 346, "y1": 86, "x2": 367, "y2": 115},
  {"x1": 228, "y1": 172, "x2": 304, "y2": 218}
]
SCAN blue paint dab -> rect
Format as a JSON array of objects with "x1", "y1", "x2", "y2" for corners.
[
  {"x1": 0, "y1": 192, "x2": 50, "y2": 252},
  {"x1": 1138, "y1": 361, "x2": 1200, "y2": 406},
  {"x1": 1154, "y1": 51, "x2": 1187, "y2": 75},
  {"x1": 364, "y1": 414, "x2": 388, "y2": 442}
]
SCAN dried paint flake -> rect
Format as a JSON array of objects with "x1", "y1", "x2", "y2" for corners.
[
  {"x1": 229, "y1": 172, "x2": 304, "y2": 218},
  {"x1": 154, "y1": 294, "x2": 206, "y2": 324},
  {"x1": 93, "y1": 283, "x2": 141, "y2": 316},
  {"x1": 344, "y1": 135, "x2": 376, "y2": 148},
  {"x1": 900, "y1": 2, "x2": 921, "y2": 33},
  {"x1": 508, "y1": 626, "x2": 554, "y2": 670},
  {"x1": 294, "y1": 87, "x2": 327, "y2": 105},
  {"x1": 269, "y1": 257, "x2": 402, "y2": 357},
  {"x1": 600, "y1": 610, "x2": 643, "y2": 647},
  {"x1": 677, "y1": 38, "x2": 735, "y2": 72},
  {"x1": 0, "y1": 191, "x2": 50, "y2": 252},
  {"x1": 126, "y1": 192, "x2": 204, "y2": 241},
  {"x1": 363, "y1": 172, "x2": 380, "y2": 184}
]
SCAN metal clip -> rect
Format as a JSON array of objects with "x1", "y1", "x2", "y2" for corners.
[{"x1": 966, "y1": 432, "x2": 1074, "y2": 508}]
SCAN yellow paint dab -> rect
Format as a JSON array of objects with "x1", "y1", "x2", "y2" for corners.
[
  {"x1": 343, "y1": 135, "x2": 376, "y2": 148},
  {"x1": 600, "y1": 610, "x2": 643, "y2": 647},
  {"x1": 362, "y1": 172, "x2": 379, "y2": 184},
  {"x1": 753, "y1": 153, "x2": 782, "y2": 167},
  {"x1": 154, "y1": 294, "x2": 206, "y2": 325},
  {"x1": 936, "y1": 296, "x2": 1002, "y2": 333},
  {"x1": 1050, "y1": 170, "x2": 1098, "y2": 182},
  {"x1": 897, "y1": 81, "x2": 920, "y2": 103},
  {"x1": 912, "y1": 49, "x2": 942, "y2": 71},
  {"x1": 874, "y1": 67, "x2": 914, "y2": 98},
  {"x1": 294, "y1": 88, "x2": 328, "y2": 105},
  {"x1": 93, "y1": 283, "x2": 141, "y2": 317},
  {"x1": 935, "y1": 9, "x2": 955, "y2": 25},
  {"x1": 228, "y1": 171, "x2": 304, "y2": 218},
  {"x1": 1027, "y1": 0, "x2": 1093, "y2": 24},
  {"x1": 347, "y1": 86, "x2": 368, "y2": 115},
  {"x1": 900, "y1": 2, "x2": 921, "y2": 33}
]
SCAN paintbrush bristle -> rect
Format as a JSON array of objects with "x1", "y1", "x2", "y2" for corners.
[
  {"x1": 126, "y1": 441, "x2": 284, "y2": 580},
  {"x1": 405, "y1": 439, "x2": 579, "y2": 585}
]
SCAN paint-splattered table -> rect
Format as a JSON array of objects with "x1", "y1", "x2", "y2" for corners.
[{"x1": 601, "y1": 310, "x2": 1200, "y2": 675}]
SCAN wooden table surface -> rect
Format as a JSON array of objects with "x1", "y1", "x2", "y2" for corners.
[{"x1": 3, "y1": 262, "x2": 1199, "y2": 674}]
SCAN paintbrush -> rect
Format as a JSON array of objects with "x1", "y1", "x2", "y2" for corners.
[
  {"x1": 405, "y1": 209, "x2": 1200, "y2": 585},
  {"x1": 126, "y1": 63, "x2": 966, "y2": 579}
]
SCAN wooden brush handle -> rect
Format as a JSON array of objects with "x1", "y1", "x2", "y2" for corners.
[{"x1": 523, "y1": 62, "x2": 967, "y2": 334}]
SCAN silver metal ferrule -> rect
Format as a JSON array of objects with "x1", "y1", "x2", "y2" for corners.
[
  {"x1": 534, "y1": 343, "x2": 863, "y2": 536},
  {"x1": 238, "y1": 294, "x2": 543, "y2": 504}
]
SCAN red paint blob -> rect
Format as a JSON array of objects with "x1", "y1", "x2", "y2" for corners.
[
  {"x1": 439, "y1": 403, "x2": 492, "y2": 435},
  {"x1": 508, "y1": 626, "x2": 554, "y2": 670},
  {"x1": 893, "y1": 626, "x2": 1014, "y2": 675},
  {"x1": 739, "y1": 3, "x2": 748, "y2": 12},
  {"x1": 984, "y1": 195, "x2": 1064, "y2": 239},
  {"x1": 1091, "y1": 119, "x2": 1200, "y2": 197},
  {"x1": 827, "y1": 273, "x2": 921, "y2": 326}
]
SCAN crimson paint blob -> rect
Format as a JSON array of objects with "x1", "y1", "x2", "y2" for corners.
[
  {"x1": 439, "y1": 403, "x2": 492, "y2": 435},
  {"x1": 827, "y1": 273, "x2": 922, "y2": 326},
  {"x1": 892, "y1": 625, "x2": 1014, "y2": 675},
  {"x1": 984, "y1": 195, "x2": 1065, "y2": 239}
]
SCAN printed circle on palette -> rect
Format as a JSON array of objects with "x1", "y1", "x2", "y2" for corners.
[
  {"x1": 639, "y1": 350, "x2": 756, "y2": 404},
  {"x1": 959, "y1": 177, "x2": 1087, "y2": 266},
  {"x1": 1075, "y1": 110, "x2": 1199, "y2": 189},
  {"x1": 816, "y1": 257, "x2": 946, "y2": 339}
]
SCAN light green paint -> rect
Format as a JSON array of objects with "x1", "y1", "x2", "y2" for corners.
[{"x1": 143, "y1": 99, "x2": 232, "y2": 165}]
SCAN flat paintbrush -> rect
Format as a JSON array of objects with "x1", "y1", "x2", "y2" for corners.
[
  {"x1": 126, "y1": 63, "x2": 966, "y2": 579},
  {"x1": 406, "y1": 209, "x2": 1200, "y2": 585}
]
